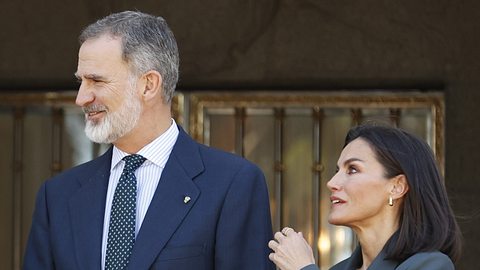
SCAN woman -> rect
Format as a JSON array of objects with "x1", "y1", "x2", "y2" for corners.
[{"x1": 268, "y1": 124, "x2": 462, "y2": 270}]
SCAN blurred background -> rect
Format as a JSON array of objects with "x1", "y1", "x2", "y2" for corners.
[{"x1": 0, "y1": 1, "x2": 479, "y2": 269}]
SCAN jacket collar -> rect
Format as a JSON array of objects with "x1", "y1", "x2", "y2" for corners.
[{"x1": 334, "y1": 232, "x2": 400, "y2": 270}]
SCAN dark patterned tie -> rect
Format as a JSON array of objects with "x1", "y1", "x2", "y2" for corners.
[{"x1": 105, "y1": 154, "x2": 146, "y2": 270}]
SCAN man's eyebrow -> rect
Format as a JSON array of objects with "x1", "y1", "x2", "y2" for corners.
[{"x1": 74, "y1": 73, "x2": 107, "y2": 81}]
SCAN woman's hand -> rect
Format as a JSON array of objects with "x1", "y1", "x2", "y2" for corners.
[{"x1": 268, "y1": 227, "x2": 316, "y2": 270}]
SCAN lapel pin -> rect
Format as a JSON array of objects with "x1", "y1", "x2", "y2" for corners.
[{"x1": 184, "y1": 196, "x2": 191, "y2": 204}]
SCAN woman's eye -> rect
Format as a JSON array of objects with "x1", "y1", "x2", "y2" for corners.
[{"x1": 347, "y1": 166, "x2": 358, "y2": 174}]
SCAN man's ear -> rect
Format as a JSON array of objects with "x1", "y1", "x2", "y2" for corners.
[
  {"x1": 141, "y1": 70, "x2": 163, "y2": 101},
  {"x1": 390, "y1": 174, "x2": 409, "y2": 200}
]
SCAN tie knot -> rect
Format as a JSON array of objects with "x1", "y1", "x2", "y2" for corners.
[{"x1": 122, "y1": 154, "x2": 146, "y2": 173}]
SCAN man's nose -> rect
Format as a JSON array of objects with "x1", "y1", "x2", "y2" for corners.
[{"x1": 75, "y1": 82, "x2": 94, "y2": 107}]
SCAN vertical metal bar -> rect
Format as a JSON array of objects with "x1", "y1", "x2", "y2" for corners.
[
  {"x1": 433, "y1": 102, "x2": 445, "y2": 174},
  {"x1": 51, "y1": 107, "x2": 63, "y2": 175},
  {"x1": 312, "y1": 107, "x2": 323, "y2": 265},
  {"x1": 351, "y1": 109, "x2": 363, "y2": 126},
  {"x1": 234, "y1": 107, "x2": 246, "y2": 156},
  {"x1": 389, "y1": 108, "x2": 401, "y2": 127},
  {"x1": 203, "y1": 108, "x2": 211, "y2": 146},
  {"x1": 180, "y1": 93, "x2": 189, "y2": 131},
  {"x1": 171, "y1": 94, "x2": 185, "y2": 127},
  {"x1": 273, "y1": 108, "x2": 285, "y2": 233},
  {"x1": 12, "y1": 107, "x2": 24, "y2": 270}
]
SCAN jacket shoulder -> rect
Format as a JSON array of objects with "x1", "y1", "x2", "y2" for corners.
[
  {"x1": 301, "y1": 264, "x2": 320, "y2": 270},
  {"x1": 45, "y1": 147, "x2": 112, "y2": 186},
  {"x1": 397, "y1": 251, "x2": 454, "y2": 270},
  {"x1": 329, "y1": 259, "x2": 349, "y2": 270}
]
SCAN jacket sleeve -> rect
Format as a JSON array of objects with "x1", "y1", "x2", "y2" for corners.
[
  {"x1": 214, "y1": 162, "x2": 275, "y2": 270},
  {"x1": 302, "y1": 264, "x2": 320, "y2": 270},
  {"x1": 23, "y1": 183, "x2": 55, "y2": 270},
  {"x1": 396, "y1": 252, "x2": 455, "y2": 270}
]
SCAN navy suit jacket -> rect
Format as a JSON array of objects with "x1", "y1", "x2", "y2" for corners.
[{"x1": 23, "y1": 127, "x2": 275, "y2": 270}]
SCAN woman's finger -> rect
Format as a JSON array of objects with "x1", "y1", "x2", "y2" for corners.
[
  {"x1": 268, "y1": 239, "x2": 279, "y2": 250},
  {"x1": 282, "y1": 227, "x2": 295, "y2": 236},
  {"x1": 274, "y1": 231, "x2": 286, "y2": 241}
]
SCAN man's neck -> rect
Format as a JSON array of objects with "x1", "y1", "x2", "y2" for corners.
[{"x1": 114, "y1": 117, "x2": 172, "y2": 153}]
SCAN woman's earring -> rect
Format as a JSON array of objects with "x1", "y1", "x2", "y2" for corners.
[{"x1": 388, "y1": 196, "x2": 394, "y2": 206}]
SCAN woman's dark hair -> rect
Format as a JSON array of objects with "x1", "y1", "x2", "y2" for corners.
[{"x1": 344, "y1": 124, "x2": 462, "y2": 263}]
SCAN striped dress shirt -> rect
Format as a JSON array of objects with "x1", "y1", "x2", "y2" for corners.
[{"x1": 101, "y1": 120, "x2": 179, "y2": 269}]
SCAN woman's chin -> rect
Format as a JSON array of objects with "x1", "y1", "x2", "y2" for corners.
[{"x1": 327, "y1": 215, "x2": 345, "y2": 226}]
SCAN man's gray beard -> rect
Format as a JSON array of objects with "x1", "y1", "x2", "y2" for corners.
[{"x1": 84, "y1": 85, "x2": 142, "y2": 144}]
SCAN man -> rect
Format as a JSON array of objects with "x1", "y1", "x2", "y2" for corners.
[{"x1": 23, "y1": 11, "x2": 274, "y2": 270}]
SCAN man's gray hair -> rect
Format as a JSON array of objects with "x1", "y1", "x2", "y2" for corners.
[{"x1": 79, "y1": 11, "x2": 179, "y2": 103}]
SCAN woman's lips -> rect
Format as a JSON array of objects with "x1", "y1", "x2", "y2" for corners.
[{"x1": 330, "y1": 196, "x2": 346, "y2": 204}]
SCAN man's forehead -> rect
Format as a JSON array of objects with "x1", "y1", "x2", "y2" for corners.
[{"x1": 78, "y1": 37, "x2": 124, "y2": 63}]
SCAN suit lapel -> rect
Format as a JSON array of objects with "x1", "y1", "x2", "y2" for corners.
[
  {"x1": 127, "y1": 127, "x2": 203, "y2": 269},
  {"x1": 339, "y1": 246, "x2": 363, "y2": 270},
  {"x1": 343, "y1": 236, "x2": 399, "y2": 270},
  {"x1": 69, "y1": 148, "x2": 112, "y2": 270},
  {"x1": 369, "y1": 232, "x2": 400, "y2": 270},
  {"x1": 369, "y1": 249, "x2": 399, "y2": 269}
]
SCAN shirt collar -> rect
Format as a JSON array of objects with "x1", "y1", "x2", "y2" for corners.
[{"x1": 110, "y1": 119, "x2": 179, "y2": 171}]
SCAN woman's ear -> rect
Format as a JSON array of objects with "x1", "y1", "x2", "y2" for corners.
[
  {"x1": 141, "y1": 70, "x2": 163, "y2": 101},
  {"x1": 390, "y1": 174, "x2": 409, "y2": 200}
]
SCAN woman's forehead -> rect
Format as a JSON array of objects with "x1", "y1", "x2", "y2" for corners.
[{"x1": 339, "y1": 138, "x2": 376, "y2": 163}]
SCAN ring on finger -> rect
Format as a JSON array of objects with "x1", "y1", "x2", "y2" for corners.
[{"x1": 282, "y1": 227, "x2": 293, "y2": 235}]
